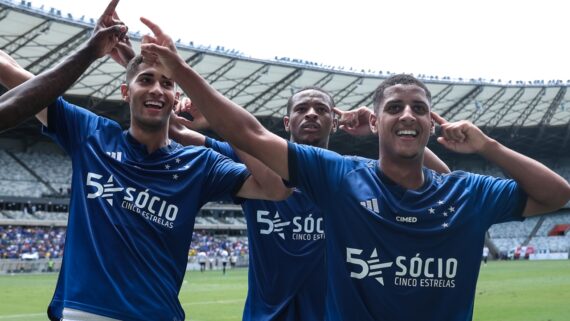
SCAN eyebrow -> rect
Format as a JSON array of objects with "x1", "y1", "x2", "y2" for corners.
[
  {"x1": 385, "y1": 99, "x2": 427, "y2": 105},
  {"x1": 137, "y1": 73, "x2": 173, "y2": 82}
]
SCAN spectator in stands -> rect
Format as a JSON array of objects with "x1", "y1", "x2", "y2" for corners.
[
  {"x1": 141, "y1": 23, "x2": 570, "y2": 321},
  {"x1": 0, "y1": 2, "x2": 281, "y2": 321},
  {"x1": 168, "y1": 70, "x2": 448, "y2": 321}
]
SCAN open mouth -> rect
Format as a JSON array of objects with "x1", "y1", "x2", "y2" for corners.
[
  {"x1": 301, "y1": 123, "x2": 320, "y2": 131},
  {"x1": 144, "y1": 100, "x2": 164, "y2": 110},
  {"x1": 396, "y1": 129, "x2": 418, "y2": 137}
]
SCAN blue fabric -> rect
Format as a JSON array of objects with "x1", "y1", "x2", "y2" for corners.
[
  {"x1": 208, "y1": 139, "x2": 326, "y2": 321},
  {"x1": 44, "y1": 98, "x2": 249, "y2": 321},
  {"x1": 287, "y1": 142, "x2": 527, "y2": 321}
]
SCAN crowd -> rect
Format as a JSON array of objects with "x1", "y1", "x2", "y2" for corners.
[{"x1": 0, "y1": 226, "x2": 247, "y2": 260}]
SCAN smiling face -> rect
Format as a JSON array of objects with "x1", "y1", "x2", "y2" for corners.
[
  {"x1": 283, "y1": 88, "x2": 337, "y2": 148},
  {"x1": 370, "y1": 84, "x2": 433, "y2": 161},
  {"x1": 121, "y1": 61, "x2": 176, "y2": 133}
]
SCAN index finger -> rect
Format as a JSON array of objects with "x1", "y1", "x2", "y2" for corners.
[
  {"x1": 140, "y1": 17, "x2": 164, "y2": 37},
  {"x1": 101, "y1": 0, "x2": 119, "y2": 19},
  {"x1": 431, "y1": 111, "x2": 447, "y2": 126},
  {"x1": 332, "y1": 107, "x2": 344, "y2": 116}
]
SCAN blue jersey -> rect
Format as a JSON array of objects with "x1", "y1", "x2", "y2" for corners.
[
  {"x1": 287, "y1": 142, "x2": 526, "y2": 321},
  {"x1": 44, "y1": 98, "x2": 250, "y2": 321},
  {"x1": 208, "y1": 139, "x2": 325, "y2": 321}
]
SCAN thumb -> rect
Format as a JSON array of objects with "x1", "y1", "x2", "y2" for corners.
[{"x1": 100, "y1": 24, "x2": 127, "y2": 39}]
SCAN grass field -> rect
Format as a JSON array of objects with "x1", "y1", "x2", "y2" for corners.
[{"x1": 0, "y1": 260, "x2": 569, "y2": 321}]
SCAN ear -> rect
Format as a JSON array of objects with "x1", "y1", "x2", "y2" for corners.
[
  {"x1": 120, "y1": 84, "x2": 129, "y2": 103},
  {"x1": 173, "y1": 91, "x2": 181, "y2": 109},
  {"x1": 369, "y1": 112, "x2": 378, "y2": 134},
  {"x1": 331, "y1": 116, "x2": 338, "y2": 134},
  {"x1": 430, "y1": 118, "x2": 435, "y2": 135},
  {"x1": 283, "y1": 115, "x2": 291, "y2": 133}
]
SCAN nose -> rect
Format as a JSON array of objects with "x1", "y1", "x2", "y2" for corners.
[
  {"x1": 305, "y1": 107, "x2": 318, "y2": 120},
  {"x1": 148, "y1": 81, "x2": 164, "y2": 96},
  {"x1": 399, "y1": 105, "x2": 415, "y2": 122}
]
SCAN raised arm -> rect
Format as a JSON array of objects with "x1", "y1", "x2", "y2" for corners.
[
  {"x1": 333, "y1": 107, "x2": 450, "y2": 173},
  {"x1": 0, "y1": 50, "x2": 45, "y2": 125},
  {"x1": 170, "y1": 101, "x2": 291, "y2": 200},
  {"x1": 433, "y1": 112, "x2": 570, "y2": 216},
  {"x1": 0, "y1": 0, "x2": 126, "y2": 131},
  {"x1": 139, "y1": 17, "x2": 290, "y2": 181}
]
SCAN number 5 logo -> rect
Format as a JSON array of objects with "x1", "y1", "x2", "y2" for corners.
[
  {"x1": 257, "y1": 210, "x2": 273, "y2": 234},
  {"x1": 86, "y1": 172, "x2": 103, "y2": 199},
  {"x1": 346, "y1": 247, "x2": 368, "y2": 279}
]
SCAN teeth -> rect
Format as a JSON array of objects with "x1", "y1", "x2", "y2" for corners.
[
  {"x1": 397, "y1": 130, "x2": 417, "y2": 137},
  {"x1": 145, "y1": 101, "x2": 163, "y2": 108}
]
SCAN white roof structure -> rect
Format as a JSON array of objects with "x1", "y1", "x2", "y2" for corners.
[{"x1": 1, "y1": 0, "x2": 569, "y2": 158}]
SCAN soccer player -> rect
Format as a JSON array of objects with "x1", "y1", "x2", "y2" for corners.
[
  {"x1": 170, "y1": 86, "x2": 449, "y2": 321},
  {"x1": 0, "y1": 4, "x2": 281, "y2": 321},
  {"x1": 140, "y1": 18, "x2": 570, "y2": 321}
]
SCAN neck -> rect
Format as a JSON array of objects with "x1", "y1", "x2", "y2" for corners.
[
  {"x1": 291, "y1": 137, "x2": 329, "y2": 149},
  {"x1": 378, "y1": 156, "x2": 425, "y2": 190},
  {"x1": 128, "y1": 125, "x2": 170, "y2": 154}
]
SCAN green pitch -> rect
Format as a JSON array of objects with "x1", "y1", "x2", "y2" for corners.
[{"x1": 0, "y1": 260, "x2": 569, "y2": 321}]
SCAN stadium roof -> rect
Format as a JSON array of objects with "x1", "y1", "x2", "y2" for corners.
[{"x1": 1, "y1": 0, "x2": 570, "y2": 160}]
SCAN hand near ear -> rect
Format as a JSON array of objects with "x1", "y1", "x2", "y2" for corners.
[
  {"x1": 432, "y1": 112, "x2": 493, "y2": 154},
  {"x1": 333, "y1": 106, "x2": 373, "y2": 137}
]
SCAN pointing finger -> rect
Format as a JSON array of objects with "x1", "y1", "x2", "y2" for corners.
[
  {"x1": 332, "y1": 107, "x2": 344, "y2": 116},
  {"x1": 431, "y1": 112, "x2": 447, "y2": 126},
  {"x1": 101, "y1": 0, "x2": 119, "y2": 20},
  {"x1": 140, "y1": 17, "x2": 164, "y2": 37}
]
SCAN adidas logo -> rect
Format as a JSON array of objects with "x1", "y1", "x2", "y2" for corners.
[
  {"x1": 360, "y1": 198, "x2": 379, "y2": 214},
  {"x1": 106, "y1": 151, "x2": 123, "y2": 161}
]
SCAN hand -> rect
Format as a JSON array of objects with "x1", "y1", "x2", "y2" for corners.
[
  {"x1": 108, "y1": 12, "x2": 134, "y2": 67},
  {"x1": 169, "y1": 110, "x2": 206, "y2": 146},
  {"x1": 139, "y1": 17, "x2": 184, "y2": 78},
  {"x1": 432, "y1": 112, "x2": 492, "y2": 154},
  {"x1": 168, "y1": 111, "x2": 191, "y2": 141},
  {"x1": 173, "y1": 96, "x2": 210, "y2": 130},
  {"x1": 333, "y1": 106, "x2": 373, "y2": 136},
  {"x1": 85, "y1": 0, "x2": 128, "y2": 59}
]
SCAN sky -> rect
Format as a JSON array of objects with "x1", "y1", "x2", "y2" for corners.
[{"x1": 29, "y1": 0, "x2": 570, "y2": 82}]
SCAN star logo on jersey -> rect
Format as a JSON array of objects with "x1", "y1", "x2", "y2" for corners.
[
  {"x1": 257, "y1": 210, "x2": 291, "y2": 239},
  {"x1": 86, "y1": 172, "x2": 124, "y2": 206},
  {"x1": 347, "y1": 247, "x2": 393, "y2": 285},
  {"x1": 271, "y1": 212, "x2": 291, "y2": 239}
]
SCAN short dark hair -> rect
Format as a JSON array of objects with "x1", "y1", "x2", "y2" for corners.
[
  {"x1": 286, "y1": 86, "x2": 335, "y2": 115},
  {"x1": 125, "y1": 55, "x2": 145, "y2": 83},
  {"x1": 372, "y1": 74, "x2": 431, "y2": 113}
]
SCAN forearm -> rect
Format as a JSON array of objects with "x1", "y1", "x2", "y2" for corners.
[
  {"x1": 0, "y1": 45, "x2": 97, "y2": 131},
  {"x1": 232, "y1": 146, "x2": 292, "y2": 200},
  {"x1": 0, "y1": 59, "x2": 33, "y2": 89},
  {"x1": 424, "y1": 147, "x2": 450, "y2": 174},
  {"x1": 480, "y1": 139, "x2": 570, "y2": 215},
  {"x1": 171, "y1": 61, "x2": 289, "y2": 179},
  {"x1": 172, "y1": 63, "x2": 267, "y2": 149},
  {"x1": 170, "y1": 127, "x2": 206, "y2": 146}
]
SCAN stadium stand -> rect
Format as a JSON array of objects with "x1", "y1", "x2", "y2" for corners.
[{"x1": 0, "y1": 0, "x2": 569, "y2": 273}]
